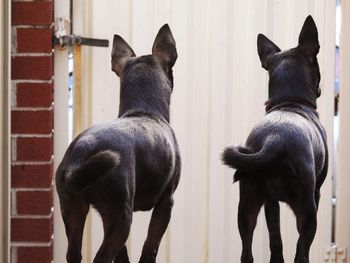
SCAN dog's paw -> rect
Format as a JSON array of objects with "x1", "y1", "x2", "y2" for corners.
[
  {"x1": 113, "y1": 246, "x2": 130, "y2": 263},
  {"x1": 138, "y1": 253, "x2": 156, "y2": 263}
]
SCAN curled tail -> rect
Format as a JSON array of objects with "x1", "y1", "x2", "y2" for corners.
[
  {"x1": 222, "y1": 136, "x2": 283, "y2": 181},
  {"x1": 66, "y1": 150, "x2": 120, "y2": 193}
]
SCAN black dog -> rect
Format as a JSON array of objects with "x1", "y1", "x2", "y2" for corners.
[
  {"x1": 56, "y1": 25, "x2": 181, "y2": 263},
  {"x1": 222, "y1": 16, "x2": 328, "y2": 263}
]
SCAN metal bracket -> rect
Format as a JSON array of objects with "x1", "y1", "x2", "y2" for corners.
[
  {"x1": 53, "y1": 17, "x2": 109, "y2": 48},
  {"x1": 324, "y1": 246, "x2": 347, "y2": 263}
]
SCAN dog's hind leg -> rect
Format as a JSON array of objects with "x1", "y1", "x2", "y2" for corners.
[
  {"x1": 314, "y1": 188, "x2": 321, "y2": 209},
  {"x1": 264, "y1": 201, "x2": 284, "y2": 263},
  {"x1": 61, "y1": 197, "x2": 89, "y2": 263},
  {"x1": 291, "y1": 195, "x2": 317, "y2": 263},
  {"x1": 93, "y1": 203, "x2": 132, "y2": 263},
  {"x1": 238, "y1": 191, "x2": 264, "y2": 263},
  {"x1": 139, "y1": 187, "x2": 175, "y2": 263}
]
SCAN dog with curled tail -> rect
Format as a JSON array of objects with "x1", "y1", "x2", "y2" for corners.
[{"x1": 222, "y1": 16, "x2": 328, "y2": 263}]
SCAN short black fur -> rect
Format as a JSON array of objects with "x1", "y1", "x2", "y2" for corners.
[
  {"x1": 56, "y1": 24, "x2": 180, "y2": 263},
  {"x1": 222, "y1": 16, "x2": 328, "y2": 263}
]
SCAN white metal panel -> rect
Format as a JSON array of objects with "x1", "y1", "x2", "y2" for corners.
[
  {"x1": 0, "y1": 6, "x2": 4, "y2": 262},
  {"x1": 54, "y1": 0, "x2": 336, "y2": 262},
  {"x1": 336, "y1": 0, "x2": 350, "y2": 254}
]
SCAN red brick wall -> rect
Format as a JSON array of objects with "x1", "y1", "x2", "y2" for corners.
[{"x1": 11, "y1": 1, "x2": 54, "y2": 262}]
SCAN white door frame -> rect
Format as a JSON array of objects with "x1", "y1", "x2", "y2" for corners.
[
  {"x1": 53, "y1": 0, "x2": 70, "y2": 262},
  {"x1": 1, "y1": 0, "x2": 11, "y2": 261}
]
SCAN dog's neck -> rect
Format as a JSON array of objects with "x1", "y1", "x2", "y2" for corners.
[
  {"x1": 266, "y1": 61, "x2": 319, "y2": 113},
  {"x1": 117, "y1": 71, "x2": 171, "y2": 122},
  {"x1": 118, "y1": 91, "x2": 170, "y2": 122}
]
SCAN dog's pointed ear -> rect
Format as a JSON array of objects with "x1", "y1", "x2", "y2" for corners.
[
  {"x1": 257, "y1": 34, "x2": 281, "y2": 70},
  {"x1": 152, "y1": 24, "x2": 178, "y2": 68},
  {"x1": 111, "y1": 35, "x2": 136, "y2": 76},
  {"x1": 298, "y1": 15, "x2": 319, "y2": 59}
]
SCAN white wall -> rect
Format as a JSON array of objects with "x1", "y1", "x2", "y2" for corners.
[{"x1": 55, "y1": 0, "x2": 336, "y2": 262}]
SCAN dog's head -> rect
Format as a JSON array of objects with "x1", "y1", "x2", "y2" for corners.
[
  {"x1": 111, "y1": 24, "x2": 177, "y2": 121},
  {"x1": 257, "y1": 16, "x2": 321, "y2": 110}
]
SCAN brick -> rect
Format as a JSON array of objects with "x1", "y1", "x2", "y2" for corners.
[
  {"x1": 17, "y1": 246, "x2": 52, "y2": 263},
  {"x1": 11, "y1": 217, "x2": 52, "y2": 242},
  {"x1": 11, "y1": 164, "x2": 53, "y2": 188},
  {"x1": 12, "y1": 110, "x2": 53, "y2": 134},
  {"x1": 16, "y1": 83, "x2": 53, "y2": 108},
  {"x1": 11, "y1": 2, "x2": 54, "y2": 262},
  {"x1": 16, "y1": 137, "x2": 52, "y2": 162},
  {"x1": 12, "y1": 56, "x2": 52, "y2": 80},
  {"x1": 16, "y1": 28, "x2": 52, "y2": 53},
  {"x1": 16, "y1": 190, "x2": 53, "y2": 215},
  {"x1": 12, "y1": 2, "x2": 53, "y2": 26}
]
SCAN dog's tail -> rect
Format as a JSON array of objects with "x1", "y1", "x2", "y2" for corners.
[
  {"x1": 222, "y1": 136, "x2": 283, "y2": 182},
  {"x1": 65, "y1": 150, "x2": 120, "y2": 193}
]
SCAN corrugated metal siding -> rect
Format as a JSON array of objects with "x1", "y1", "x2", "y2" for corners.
[
  {"x1": 336, "y1": 0, "x2": 350, "y2": 253},
  {"x1": 56, "y1": 0, "x2": 336, "y2": 262}
]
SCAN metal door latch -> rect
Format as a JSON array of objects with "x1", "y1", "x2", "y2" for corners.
[
  {"x1": 53, "y1": 17, "x2": 109, "y2": 48},
  {"x1": 324, "y1": 246, "x2": 347, "y2": 262}
]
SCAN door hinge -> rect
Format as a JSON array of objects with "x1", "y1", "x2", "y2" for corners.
[
  {"x1": 53, "y1": 17, "x2": 109, "y2": 48},
  {"x1": 324, "y1": 245, "x2": 347, "y2": 263}
]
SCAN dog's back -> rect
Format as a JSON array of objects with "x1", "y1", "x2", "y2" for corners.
[
  {"x1": 56, "y1": 116, "x2": 179, "y2": 208},
  {"x1": 230, "y1": 103, "x2": 327, "y2": 200}
]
